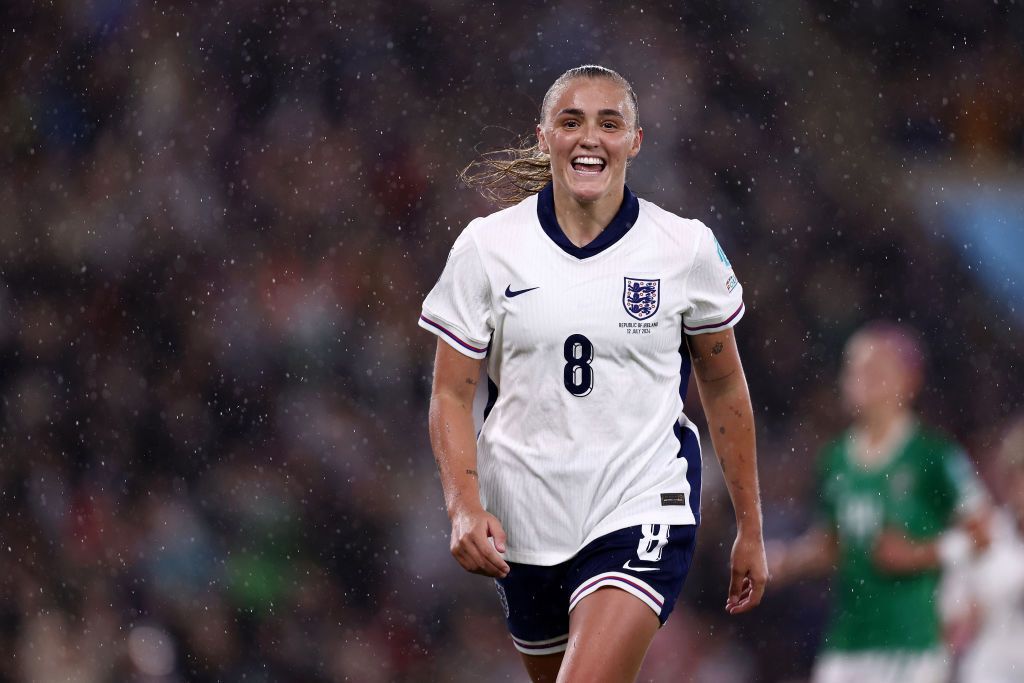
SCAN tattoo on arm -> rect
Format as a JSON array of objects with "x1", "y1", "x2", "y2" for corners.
[
  {"x1": 687, "y1": 335, "x2": 737, "y2": 382},
  {"x1": 464, "y1": 377, "x2": 477, "y2": 386},
  {"x1": 466, "y1": 469, "x2": 478, "y2": 477},
  {"x1": 688, "y1": 339, "x2": 725, "y2": 365}
]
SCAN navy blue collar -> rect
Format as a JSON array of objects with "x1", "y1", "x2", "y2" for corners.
[{"x1": 536, "y1": 183, "x2": 640, "y2": 259}]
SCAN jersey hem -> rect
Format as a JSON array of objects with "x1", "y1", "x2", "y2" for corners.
[
  {"x1": 418, "y1": 312, "x2": 488, "y2": 359},
  {"x1": 683, "y1": 301, "x2": 745, "y2": 335},
  {"x1": 502, "y1": 513, "x2": 697, "y2": 566}
]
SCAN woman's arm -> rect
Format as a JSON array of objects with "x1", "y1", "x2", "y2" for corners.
[
  {"x1": 767, "y1": 527, "x2": 839, "y2": 584},
  {"x1": 428, "y1": 340, "x2": 510, "y2": 578},
  {"x1": 873, "y1": 509, "x2": 991, "y2": 574},
  {"x1": 688, "y1": 328, "x2": 768, "y2": 614}
]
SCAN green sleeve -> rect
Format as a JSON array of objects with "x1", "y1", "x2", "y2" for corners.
[
  {"x1": 938, "y1": 445, "x2": 987, "y2": 516},
  {"x1": 815, "y1": 442, "x2": 840, "y2": 528}
]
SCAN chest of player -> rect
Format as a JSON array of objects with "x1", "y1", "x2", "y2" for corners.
[
  {"x1": 830, "y1": 455, "x2": 950, "y2": 542},
  {"x1": 489, "y1": 251, "x2": 689, "y2": 367}
]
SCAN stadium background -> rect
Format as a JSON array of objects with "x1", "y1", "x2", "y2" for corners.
[{"x1": 1, "y1": 1, "x2": 1022, "y2": 681}]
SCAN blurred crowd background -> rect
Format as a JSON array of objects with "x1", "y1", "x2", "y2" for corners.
[{"x1": 1, "y1": 1, "x2": 1022, "y2": 681}]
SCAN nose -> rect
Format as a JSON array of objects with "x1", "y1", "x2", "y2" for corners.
[{"x1": 580, "y1": 121, "x2": 599, "y2": 148}]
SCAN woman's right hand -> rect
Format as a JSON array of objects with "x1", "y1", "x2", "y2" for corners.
[{"x1": 449, "y1": 506, "x2": 510, "y2": 578}]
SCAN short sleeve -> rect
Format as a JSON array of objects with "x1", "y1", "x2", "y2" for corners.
[
  {"x1": 939, "y1": 447, "x2": 989, "y2": 517},
  {"x1": 816, "y1": 443, "x2": 840, "y2": 529},
  {"x1": 418, "y1": 224, "x2": 493, "y2": 359},
  {"x1": 683, "y1": 223, "x2": 745, "y2": 335}
]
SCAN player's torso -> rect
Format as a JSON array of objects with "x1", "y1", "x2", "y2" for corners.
[
  {"x1": 827, "y1": 432, "x2": 950, "y2": 549},
  {"x1": 476, "y1": 206, "x2": 692, "y2": 427},
  {"x1": 464, "y1": 194, "x2": 709, "y2": 562},
  {"x1": 824, "y1": 432, "x2": 949, "y2": 649}
]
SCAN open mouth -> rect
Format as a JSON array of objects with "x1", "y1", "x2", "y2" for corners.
[{"x1": 571, "y1": 156, "x2": 606, "y2": 175}]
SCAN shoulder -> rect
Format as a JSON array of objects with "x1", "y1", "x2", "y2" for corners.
[
  {"x1": 818, "y1": 434, "x2": 851, "y2": 475},
  {"x1": 907, "y1": 425, "x2": 963, "y2": 461},
  {"x1": 446, "y1": 195, "x2": 539, "y2": 264},
  {"x1": 909, "y1": 423, "x2": 957, "y2": 447},
  {"x1": 462, "y1": 194, "x2": 539, "y2": 243},
  {"x1": 905, "y1": 425, "x2": 972, "y2": 484},
  {"x1": 635, "y1": 199, "x2": 733, "y2": 273},
  {"x1": 636, "y1": 197, "x2": 711, "y2": 245}
]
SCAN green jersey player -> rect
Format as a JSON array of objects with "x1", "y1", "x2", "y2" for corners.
[{"x1": 769, "y1": 321, "x2": 990, "y2": 683}]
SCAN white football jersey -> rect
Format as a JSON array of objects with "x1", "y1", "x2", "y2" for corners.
[{"x1": 419, "y1": 185, "x2": 744, "y2": 565}]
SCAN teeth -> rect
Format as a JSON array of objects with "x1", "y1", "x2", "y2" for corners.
[{"x1": 573, "y1": 156, "x2": 604, "y2": 165}]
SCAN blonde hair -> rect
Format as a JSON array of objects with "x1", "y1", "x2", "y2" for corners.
[{"x1": 460, "y1": 65, "x2": 639, "y2": 206}]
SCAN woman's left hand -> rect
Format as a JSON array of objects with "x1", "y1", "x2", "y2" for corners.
[{"x1": 726, "y1": 530, "x2": 769, "y2": 614}]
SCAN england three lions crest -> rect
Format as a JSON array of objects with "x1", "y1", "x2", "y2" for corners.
[{"x1": 623, "y1": 277, "x2": 660, "y2": 320}]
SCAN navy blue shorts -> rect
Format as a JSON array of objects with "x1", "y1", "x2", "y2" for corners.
[{"x1": 494, "y1": 524, "x2": 697, "y2": 655}]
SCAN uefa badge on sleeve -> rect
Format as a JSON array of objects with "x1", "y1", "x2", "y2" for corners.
[{"x1": 623, "y1": 278, "x2": 660, "y2": 320}]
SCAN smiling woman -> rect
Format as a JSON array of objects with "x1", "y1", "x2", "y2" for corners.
[
  {"x1": 537, "y1": 77, "x2": 642, "y2": 248},
  {"x1": 422, "y1": 65, "x2": 767, "y2": 683},
  {"x1": 460, "y1": 65, "x2": 639, "y2": 208}
]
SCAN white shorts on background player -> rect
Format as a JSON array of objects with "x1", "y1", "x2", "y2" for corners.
[
  {"x1": 418, "y1": 185, "x2": 743, "y2": 565},
  {"x1": 813, "y1": 649, "x2": 950, "y2": 683}
]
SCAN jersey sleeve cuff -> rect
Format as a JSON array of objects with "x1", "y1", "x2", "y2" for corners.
[
  {"x1": 683, "y1": 301, "x2": 745, "y2": 335},
  {"x1": 418, "y1": 312, "x2": 489, "y2": 359}
]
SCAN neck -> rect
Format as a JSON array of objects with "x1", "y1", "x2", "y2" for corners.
[
  {"x1": 551, "y1": 183, "x2": 624, "y2": 247},
  {"x1": 856, "y1": 408, "x2": 912, "y2": 446},
  {"x1": 850, "y1": 409, "x2": 913, "y2": 467}
]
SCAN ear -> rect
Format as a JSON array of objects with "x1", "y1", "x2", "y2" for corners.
[
  {"x1": 628, "y1": 127, "x2": 644, "y2": 159},
  {"x1": 536, "y1": 123, "x2": 549, "y2": 154}
]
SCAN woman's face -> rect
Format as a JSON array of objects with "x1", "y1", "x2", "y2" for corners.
[
  {"x1": 840, "y1": 334, "x2": 918, "y2": 417},
  {"x1": 536, "y1": 78, "x2": 642, "y2": 206}
]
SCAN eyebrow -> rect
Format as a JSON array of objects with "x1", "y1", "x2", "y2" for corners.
[{"x1": 556, "y1": 108, "x2": 626, "y2": 119}]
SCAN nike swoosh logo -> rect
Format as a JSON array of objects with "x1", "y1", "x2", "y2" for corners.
[
  {"x1": 622, "y1": 560, "x2": 659, "y2": 572},
  {"x1": 505, "y1": 285, "x2": 540, "y2": 298}
]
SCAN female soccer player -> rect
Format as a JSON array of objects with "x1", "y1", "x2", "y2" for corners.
[
  {"x1": 419, "y1": 65, "x2": 767, "y2": 682},
  {"x1": 769, "y1": 322, "x2": 991, "y2": 683}
]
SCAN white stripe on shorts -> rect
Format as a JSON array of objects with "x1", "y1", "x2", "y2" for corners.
[
  {"x1": 510, "y1": 633, "x2": 570, "y2": 656},
  {"x1": 568, "y1": 571, "x2": 665, "y2": 617}
]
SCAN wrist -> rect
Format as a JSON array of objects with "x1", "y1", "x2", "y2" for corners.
[
  {"x1": 447, "y1": 498, "x2": 484, "y2": 520},
  {"x1": 735, "y1": 512, "x2": 764, "y2": 536}
]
